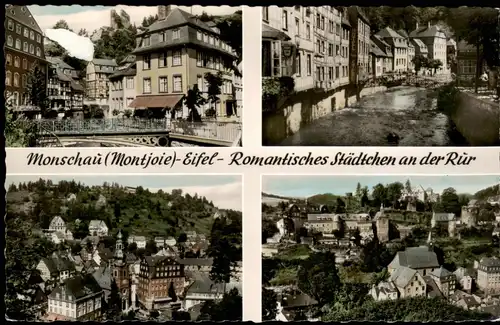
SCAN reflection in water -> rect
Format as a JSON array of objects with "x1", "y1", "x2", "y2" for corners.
[{"x1": 280, "y1": 86, "x2": 459, "y2": 146}]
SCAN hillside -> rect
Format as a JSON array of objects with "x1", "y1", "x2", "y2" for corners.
[
  {"x1": 6, "y1": 179, "x2": 242, "y2": 239},
  {"x1": 474, "y1": 184, "x2": 500, "y2": 202}
]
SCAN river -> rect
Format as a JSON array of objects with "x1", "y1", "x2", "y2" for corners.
[{"x1": 279, "y1": 86, "x2": 466, "y2": 146}]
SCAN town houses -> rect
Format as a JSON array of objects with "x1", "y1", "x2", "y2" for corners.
[
  {"x1": 15, "y1": 209, "x2": 242, "y2": 321},
  {"x1": 4, "y1": 5, "x2": 242, "y2": 123},
  {"x1": 4, "y1": 5, "x2": 49, "y2": 116}
]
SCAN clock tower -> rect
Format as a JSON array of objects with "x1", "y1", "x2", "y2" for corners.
[{"x1": 113, "y1": 230, "x2": 130, "y2": 311}]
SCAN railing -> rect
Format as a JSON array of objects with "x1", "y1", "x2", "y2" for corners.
[
  {"x1": 23, "y1": 118, "x2": 243, "y2": 143},
  {"x1": 170, "y1": 120, "x2": 242, "y2": 143},
  {"x1": 29, "y1": 118, "x2": 169, "y2": 135}
]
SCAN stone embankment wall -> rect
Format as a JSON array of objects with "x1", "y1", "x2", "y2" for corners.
[
  {"x1": 263, "y1": 86, "x2": 387, "y2": 145},
  {"x1": 451, "y1": 92, "x2": 499, "y2": 146}
]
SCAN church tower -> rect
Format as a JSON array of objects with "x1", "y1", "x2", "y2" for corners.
[
  {"x1": 113, "y1": 230, "x2": 130, "y2": 311},
  {"x1": 376, "y1": 204, "x2": 390, "y2": 243}
]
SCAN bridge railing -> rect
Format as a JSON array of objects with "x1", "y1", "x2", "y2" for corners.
[
  {"x1": 170, "y1": 120, "x2": 242, "y2": 143},
  {"x1": 28, "y1": 118, "x2": 170, "y2": 135}
]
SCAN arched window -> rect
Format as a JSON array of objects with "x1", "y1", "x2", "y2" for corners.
[
  {"x1": 6, "y1": 54, "x2": 12, "y2": 65},
  {"x1": 12, "y1": 92, "x2": 19, "y2": 106},
  {"x1": 13, "y1": 73, "x2": 19, "y2": 87},
  {"x1": 7, "y1": 35, "x2": 13, "y2": 46},
  {"x1": 15, "y1": 38, "x2": 21, "y2": 49},
  {"x1": 14, "y1": 56, "x2": 20, "y2": 68},
  {"x1": 22, "y1": 58, "x2": 27, "y2": 69},
  {"x1": 36, "y1": 47, "x2": 41, "y2": 57},
  {"x1": 6, "y1": 71, "x2": 12, "y2": 86},
  {"x1": 29, "y1": 44, "x2": 34, "y2": 54}
]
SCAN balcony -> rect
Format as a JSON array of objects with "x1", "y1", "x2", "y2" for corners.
[{"x1": 315, "y1": 80, "x2": 325, "y2": 89}]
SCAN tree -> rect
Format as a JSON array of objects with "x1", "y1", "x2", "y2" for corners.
[
  {"x1": 183, "y1": 85, "x2": 205, "y2": 122},
  {"x1": 168, "y1": 282, "x2": 178, "y2": 302},
  {"x1": 5, "y1": 104, "x2": 36, "y2": 147},
  {"x1": 405, "y1": 179, "x2": 412, "y2": 193},
  {"x1": 198, "y1": 288, "x2": 242, "y2": 321},
  {"x1": 412, "y1": 55, "x2": 429, "y2": 75},
  {"x1": 438, "y1": 187, "x2": 461, "y2": 216},
  {"x1": 204, "y1": 72, "x2": 224, "y2": 118},
  {"x1": 107, "y1": 279, "x2": 122, "y2": 320},
  {"x1": 5, "y1": 216, "x2": 56, "y2": 320},
  {"x1": 335, "y1": 198, "x2": 346, "y2": 213},
  {"x1": 262, "y1": 219, "x2": 279, "y2": 244},
  {"x1": 262, "y1": 287, "x2": 278, "y2": 321},
  {"x1": 372, "y1": 183, "x2": 387, "y2": 208},
  {"x1": 386, "y1": 182, "x2": 404, "y2": 208},
  {"x1": 26, "y1": 66, "x2": 50, "y2": 117},
  {"x1": 322, "y1": 296, "x2": 493, "y2": 321},
  {"x1": 53, "y1": 19, "x2": 71, "y2": 30},
  {"x1": 447, "y1": 7, "x2": 499, "y2": 93},
  {"x1": 145, "y1": 240, "x2": 158, "y2": 255},
  {"x1": 428, "y1": 59, "x2": 443, "y2": 75},
  {"x1": 207, "y1": 216, "x2": 241, "y2": 286},
  {"x1": 355, "y1": 183, "x2": 362, "y2": 198},
  {"x1": 297, "y1": 251, "x2": 341, "y2": 305}
]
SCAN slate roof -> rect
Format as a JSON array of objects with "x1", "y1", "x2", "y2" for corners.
[
  {"x1": 397, "y1": 29, "x2": 409, "y2": 38},
  {"x1": 143, "y1": 255, "x2": 181, "y2": 277},
  {"x1": 55, "y1": 68, "x2": 72, "y2": 82},
  {"x1": 89, "y1": 220, "x2": 108, "y2": 229},
  {"x1": 376, "y1": 27, "x2": 408, "y2": 48},
  {"x1": 423, "y1": 276, "x2": 444, "y2": 298},
  {"x1": 389, "y1": 266, "x2": 417, "y2": 288},
  {"x1": 42, "y1": 253, "x2": 76, "y2": 274},
  {"x1": 430, "y1": 266, "x2": 453, "y2": 278},
  {"x1": 142, "y1": 8, "x2": 217, "y2": 35},
  {"x1": 49, "y1": 274, "x2": 102, "y2": 300},
  {"x1": 109, "y1": 65, "x2": 136, "y2": 79},
  {"x1": 389, "y1": 246, "x2": 440, "y2": 270},
  {"x1": 92, "y1": 265, "x2": 112, "y2": 291},
  {"x1": 411, "y1": 38, "x2": 428, "y2": 51},
  {"x1": 409, "y1": 25, "x2": 446, "y2": 39},
  {"x1": 186, "y1": 274, "x2": 242, "y2": 295},
  {"x1": 46, "y1": 57, "x2": 75, "y2": 70},
  {"x1": 281, "y1": 291, "x2": 318, "y2": 309},
  {"x1": 92, "y1": 58, "x2": 117, "y2": 67},
  {"x1": 179, "y1": 258, "x2": 213, "y2": 266},
  {"x1": 371, "y1": 40, "x2": 388, "y2": 57},
  {"x1": 480, "y1": 257, "x2": 500, "y2": 268}
]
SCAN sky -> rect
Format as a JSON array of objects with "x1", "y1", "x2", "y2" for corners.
[
  {"x1": 262, "y1": 175, "x2": 500, "y2": 198},
  {"x1": 6, "y1": 175, "x2": 242, "y2": 211},
  {"x1": 28, "y1": 5, "x2": 240, "y2": 33}
]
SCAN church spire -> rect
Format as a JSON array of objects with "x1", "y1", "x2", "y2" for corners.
[{"x1": 115, "y1": 230, "x2": 124, "y2": 261}]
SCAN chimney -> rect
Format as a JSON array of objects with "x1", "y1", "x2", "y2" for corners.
[{"x1": 158, "y1": 5, "x2": 172, "y2": 20}]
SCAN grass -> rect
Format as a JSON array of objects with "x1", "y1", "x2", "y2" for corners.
[
  {"x1": 279, "y1": 244, "x2": 311, "y2": 260},
  {"x1": 270, "y1": 267, "x2": 298, "y2": 286}
]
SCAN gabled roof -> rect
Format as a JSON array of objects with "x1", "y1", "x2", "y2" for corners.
[
  {"x1": 46, "y1": 57, "x2": 75, "y2": 70},
  {"x1": 430, "y1": 266, "x2": 453, "y2": 278},
  {"x1": 89, "y1": 220, "x2": 108, "y2": 229},
  {"x1": 49, "y1": 216, "x2": 65, "y2": 228},
  {"x1": 376, "y1": 27, "x2": 405, "y2": 39},
  {"x1": 41, "y1": 253, "x2": 76, "y2": 274},
  {"x1": 49, "y1": 274, "x2": 102, "y2": 300},
  {"x1": 389, "y1": 266, "x2": 418, "y2": 288},
  {"x1": 5, "y1": 5, "x2": 43, "y2": 34},
  {"x1": 371, "y1": 40, "x2": 388, "y2": 57},
  {"x1": 143, "y1": 8, "x2": 217, "y2": 36},
  {"x1": 397, "y1": 29, "x2": 409, "y2": 38},
  {"x1": 409, "y1": 25, "x2": 446, "y2": 39},
  {"x1": 389, "y1": 246, "x2": 440, "y2": 270},
  {"x1": 92, "y1": 58, "x2": 117, "y2": 67}
]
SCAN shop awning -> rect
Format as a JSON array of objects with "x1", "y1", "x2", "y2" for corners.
[
  {"x1": 262, "y1": 24, "x2": 291, "y2": 41},
  {"x1": 129, "y1": 95, "x2": 184, "y2": 109}
]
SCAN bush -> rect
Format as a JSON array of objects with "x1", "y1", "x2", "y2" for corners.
[
  {"x1": 262, "y1": 76, "x2": 295, "y2": 112},
  {"x1": 437, "y1": 83, "x2": 460, "y2": 114}
]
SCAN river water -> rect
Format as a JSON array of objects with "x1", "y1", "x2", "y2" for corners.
[{"x1": 279, "y1": 86, "x2": 464, "y2": 146}]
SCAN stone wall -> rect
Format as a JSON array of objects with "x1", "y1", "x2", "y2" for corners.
[
  {"x1": 263, "y1": 86, "x2": 387, "y2": 145},
  {"x1": 451, "y1": 92, "x2": 499, "y2": 146}
]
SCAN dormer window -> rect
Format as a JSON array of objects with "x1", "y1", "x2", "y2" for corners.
[{"x1": 7, "y1": 20, "x2": 14, "y2": 30}]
